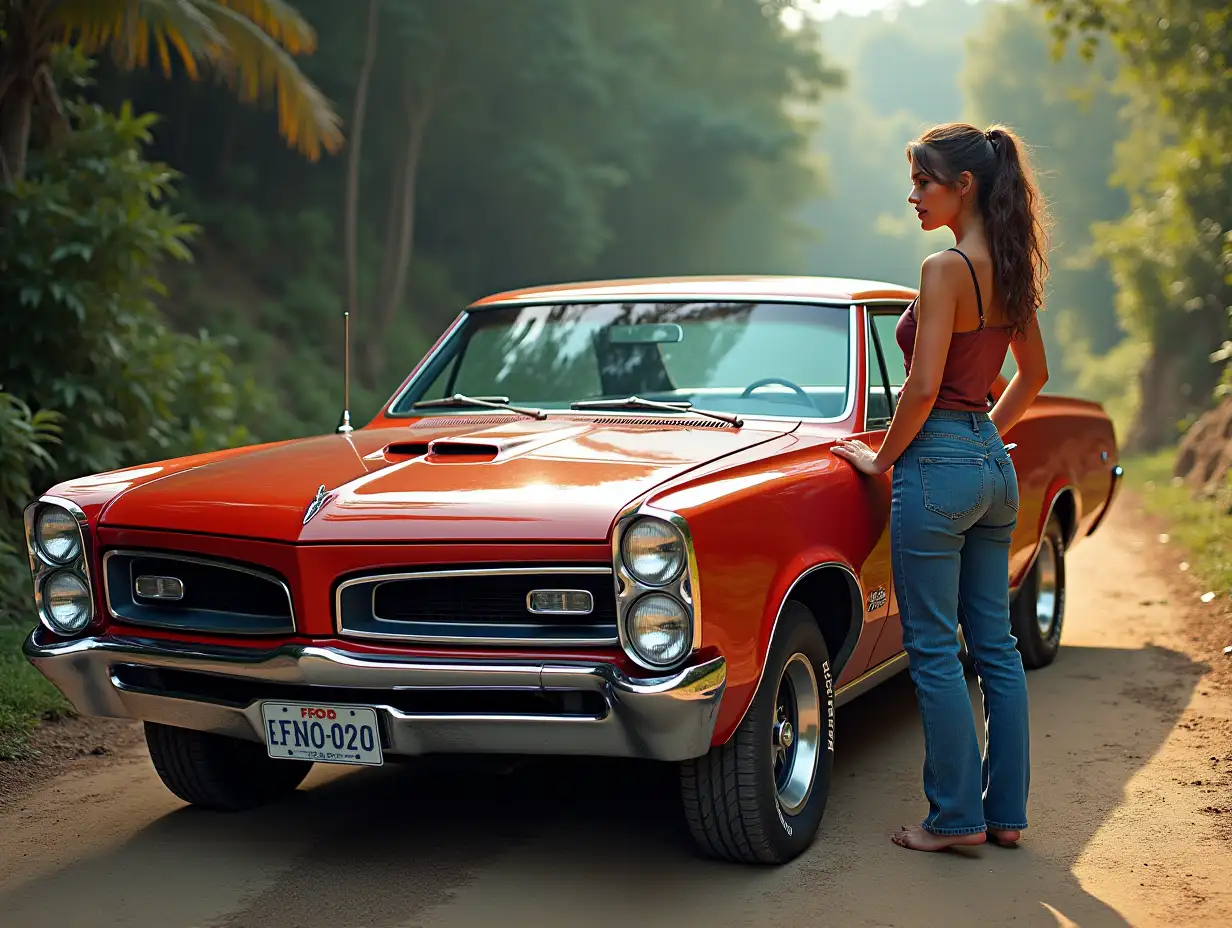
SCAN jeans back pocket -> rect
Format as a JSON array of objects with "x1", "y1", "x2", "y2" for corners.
[
  {"x1": 918, "y1": 456, "x2": 986, "y2": 520},
  {"x1": 995, "y1": 455, "x2": 1020, "y2": 512}
]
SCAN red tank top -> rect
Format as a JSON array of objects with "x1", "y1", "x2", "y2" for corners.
[{"x1": 895, "y1": 247, "x2": 1012, "y2": 411}]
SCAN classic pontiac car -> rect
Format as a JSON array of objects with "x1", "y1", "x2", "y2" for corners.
[{"x1": 22, "y1": 275, "x2": 1122, "y2": 864}]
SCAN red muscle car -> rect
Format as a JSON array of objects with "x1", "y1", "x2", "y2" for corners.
[{"x1": 22, "y1": 275, "x2": 1122, "y2": 864}]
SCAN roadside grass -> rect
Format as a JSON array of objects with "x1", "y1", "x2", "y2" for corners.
[
  {"x1": 1122, "y1": 448, "x2": 1232, "y2": 601},
  {"x1": 0, "y1": 620, "x2": 71, "y2": 760}
]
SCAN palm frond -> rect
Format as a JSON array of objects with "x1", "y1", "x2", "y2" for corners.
[
  {"x1": 51, "y1": 0, "x2": 222, "y2": 79},
  {"x1": 199, "y1": 1, "x2": 343, "y2": 160},
  {"x1": 206, "y1": 0, "x2": 318, "y2": 55}
]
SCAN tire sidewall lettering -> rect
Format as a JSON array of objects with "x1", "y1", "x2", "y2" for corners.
[
  {"x1": 821, "y1": 659, "x2": 835, "y2": 753},
  {"x1": 777, "y1": 802, "x2": 794, "y2": 836}
]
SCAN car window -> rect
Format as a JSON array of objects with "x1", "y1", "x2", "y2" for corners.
[
  {"x1": 866, "y1": 309, "x2": 906, "y2": 428},
  {"x1": 396, "y1": 300, "x2": 853, "y2": 420}
]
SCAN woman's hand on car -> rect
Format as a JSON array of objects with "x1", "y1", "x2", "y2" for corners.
[{"x1": 831, "y1": 438, "x2": 888, "y2": 476}]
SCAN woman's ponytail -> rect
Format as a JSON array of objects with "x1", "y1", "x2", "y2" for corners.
[{"x1": 982, "y1": 125, "x2": 1049, "y2": 338}]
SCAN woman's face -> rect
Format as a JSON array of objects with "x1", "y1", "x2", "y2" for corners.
[{"x1": 908, "y1": 152, "x2": 964, "y2": 232}]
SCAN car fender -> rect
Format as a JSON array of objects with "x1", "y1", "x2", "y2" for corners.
[
  {"x1": 709, "y1": 545, "x2": 867, "y2": 745},
  {"x1": 1012, "y1": 477, "x2": 1080, "y2": 592}
]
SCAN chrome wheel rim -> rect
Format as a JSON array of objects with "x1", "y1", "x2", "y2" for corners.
[
  {"x1": 772, "y1": 652, "x2": 821, "y2": 815},
  {"x1": 1035, "y1": 536, "x2": 1059, "y2": 638}
]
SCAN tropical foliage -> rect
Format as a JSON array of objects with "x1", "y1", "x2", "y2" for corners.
[
  {"x1": 961, "y1": 1, "x2": 1139, "y2": 431},
  {"x1": 0, "y1": 0, "x2": 342, "y2": 185},
  {"x1": 106, "y1": 0, "x2": 842, "y2": 436},
  {"x1": 0, "y1": 49, "x2": 253, "y2": 619},
  {"x1": 1033, "y1": 0, "x2": 1232, "y2": 448}
]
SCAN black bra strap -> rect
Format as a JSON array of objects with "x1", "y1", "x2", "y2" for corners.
[{"x1": 948, "y1": 247, "x2": 984, "y2": 329}]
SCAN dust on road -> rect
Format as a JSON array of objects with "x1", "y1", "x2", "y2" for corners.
[{"x1": 1, "y1": 499, "x2": 1229, "y2": 928}]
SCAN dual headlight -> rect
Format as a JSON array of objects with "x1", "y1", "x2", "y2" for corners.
[
  {"x1": 24, "y1": 501, "x2": 94, "y2": 635},
  {"x1": 615, "y1": 514, "x2": 695, "y2": 670}
]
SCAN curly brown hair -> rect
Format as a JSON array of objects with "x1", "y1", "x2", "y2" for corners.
[{"x1": 907, "y1": 122, "x2": 1050, "y2": 339}]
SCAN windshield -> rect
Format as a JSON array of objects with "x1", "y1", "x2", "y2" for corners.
[{"x1": 391, "y1": 301, "x2": 853, "y2": 420}]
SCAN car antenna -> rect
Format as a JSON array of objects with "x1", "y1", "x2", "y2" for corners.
[{"x1": 336, "y1": 309, "x2": 353, "y2": 434}]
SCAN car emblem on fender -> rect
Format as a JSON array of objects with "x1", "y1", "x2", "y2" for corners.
[{"x1": 303, "y1": 484, "x2": 329, "y2": 525}]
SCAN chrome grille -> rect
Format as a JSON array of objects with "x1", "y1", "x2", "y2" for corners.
[
  {"x1": 103, "y1": 550, "x2": 294, "y2": 635},
  {"x1": 335, "y1": 567, "x2": 617, "y2": 645}
]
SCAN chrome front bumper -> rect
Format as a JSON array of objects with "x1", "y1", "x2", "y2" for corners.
[{"x1": 23, "y1": 632, "x2": 727, "y2": 762}]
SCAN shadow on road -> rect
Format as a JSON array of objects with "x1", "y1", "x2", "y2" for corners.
[{"x1": 0, "y1": 641, "x2": 1206, "y2": 928}]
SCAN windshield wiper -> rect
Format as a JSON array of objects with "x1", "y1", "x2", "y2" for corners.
[
  {"x1": 570, "y1": 395, "x2": 742, "y2": 427},
  {"x1": 412, "y1": 393, "x2": 546, "y2": 420}
]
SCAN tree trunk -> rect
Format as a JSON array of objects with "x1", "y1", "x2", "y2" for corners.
[
  {"x1": 0, "y1": 5, "x2": 53, "y2": 189},
  {"x1": 0, "y1": 81, "x2": 33, "y2": 186},
  {"x1": 366, "y1": 105, "x2": 429, "y2": 381},
  {"x1": 365, "y1": 123, "x2": 412, "y2": 388},
  {"x1": 175, "y1": 85, "x2": 194, "y2": 171},
  {"x1": 1126, "y1": 305, "x2": 1228, "y2": 452},
  {"x1": 376, "y1": 157, "x2": 404, "y2": 313},
  {"x1": 217, "y1": 113, "x2": 239, "y2": 183},
  {"x1": 1126, "y1": 348, "x2": 1188, "y2": 452},
  {"x1": 345, "y1": 0, "x2": 380, "y2": 329}
]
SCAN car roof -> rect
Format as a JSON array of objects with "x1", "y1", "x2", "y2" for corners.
[{"x1": 468, "y1": 275, "x2": 918, "y2": 308}]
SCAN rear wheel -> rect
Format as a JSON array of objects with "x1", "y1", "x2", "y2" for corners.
[
  {"x1": 679, "y1": 600, "x2": 835, "y2": 864},
  {"x1": 1011, "y1": 514, "x2": 1067, "y2": 669},
  {"x1": 145, "y1": 722, "x2": 313, "y2": 811}
]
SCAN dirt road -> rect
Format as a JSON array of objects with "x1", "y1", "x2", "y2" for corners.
[{"x1": 1, "y1": 500, "x2": 1229, "y2": 928}]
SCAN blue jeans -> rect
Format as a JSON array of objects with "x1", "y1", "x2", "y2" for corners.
[{"x1": 890, "y1": 408, "x2": 1030, "y2": 835}]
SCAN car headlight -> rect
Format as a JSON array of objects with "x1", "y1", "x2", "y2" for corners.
[
  {"x1": 25, "y1": 498, "x2": 95, "y2": 637},
  {"x1": 43, "y1": 570, "x2": 93, "y2": 633},
  {"x1": 625, "y1": 593, "x2": 691, "y2": 667},
  {"x1": 620, "y1": 517, "x2": 685, "y2": 585},
  {"x1": 36, "y1": 505, "x2": 82, "y2": 564}
]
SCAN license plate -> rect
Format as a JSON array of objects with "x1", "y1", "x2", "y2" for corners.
[{"x1": 260, "y1": 702, "x2": 383, "y2": 766}]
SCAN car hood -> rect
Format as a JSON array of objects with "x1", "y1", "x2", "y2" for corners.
[{"x1": 95, "y1": 416, "x2": 796, "y2": 543}]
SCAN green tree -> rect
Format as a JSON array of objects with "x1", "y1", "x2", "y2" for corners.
[
  {"x1": 0, "y1": 0, "x2": 342, "y2": 187},
  {"x1": 0, "y1": 389, "x2": 60, "y2": 619},
  {"x1": 0, "y1": 51, "x2": 254, "y2": 483},
  {"x1": 795, "y1": 0, "x2": 987, "y2": 289},
  {"x1": 98, "y1": 0, "x2": 843, "y2": 427},
  {"x1": 1034, "y1": 0, "x2": 1231, "y2": 448},
  {"x1": 962, "y1": 0, "x2": 1131, "y2": 411},
  {"x1": 583, "y1": 0, "x2": 842, "y2": 279}
]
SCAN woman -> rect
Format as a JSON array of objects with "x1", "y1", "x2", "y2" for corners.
[{"x1": 831, "y1": 122, "x2": 1051, "y2": 852}]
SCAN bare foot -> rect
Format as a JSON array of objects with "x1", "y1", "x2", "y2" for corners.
[
  {"x1": 988, "y1": 828, "x2": 1021, "y2": 846},
  {"x1": 891, "y1": 825, "x2": 987, "y2": 852}
]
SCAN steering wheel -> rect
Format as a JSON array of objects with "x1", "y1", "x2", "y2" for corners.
[{"x1": 740, "y1": 377, "x2": 813, "y2": 406}]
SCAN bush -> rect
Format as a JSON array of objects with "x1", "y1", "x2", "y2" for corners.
[
  {"x1": 0, "y1": 52, "x2": 257, "y2": 487},
  {"x1": 0, "y1": 51, "x2": 260, "y2": 620},
  {"x1": 0, "y1": 390, "x2": 61, "y2": 621}
]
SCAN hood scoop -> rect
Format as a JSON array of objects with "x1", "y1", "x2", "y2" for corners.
[
  {"x1": 373, "y1": 421, "x2": 592, "y2": 465},
  {"x1": 426, "y1": 439, "x2": 500, "y2": 460},
  {"x1": 367, "y1": 439, "x2": 497, "y2": 462},
  {"x1": 374, "y1": 441, "x2": 432, "y2": 462}
]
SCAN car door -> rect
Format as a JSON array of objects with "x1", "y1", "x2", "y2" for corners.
[{"x1": 862, "y1": 305, "x2": 910, "y2": 668}]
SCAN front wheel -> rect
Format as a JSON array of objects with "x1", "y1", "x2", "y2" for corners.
[
  {"x1": 679, "y1": 600, "x2": 835, "y2": 864},
  {"x1": 1011, "y1": 514, "x2": 1067, "y2": 669},
  {"x1": 145, "y1": 722, "x2": 313, "y2": 811}
]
